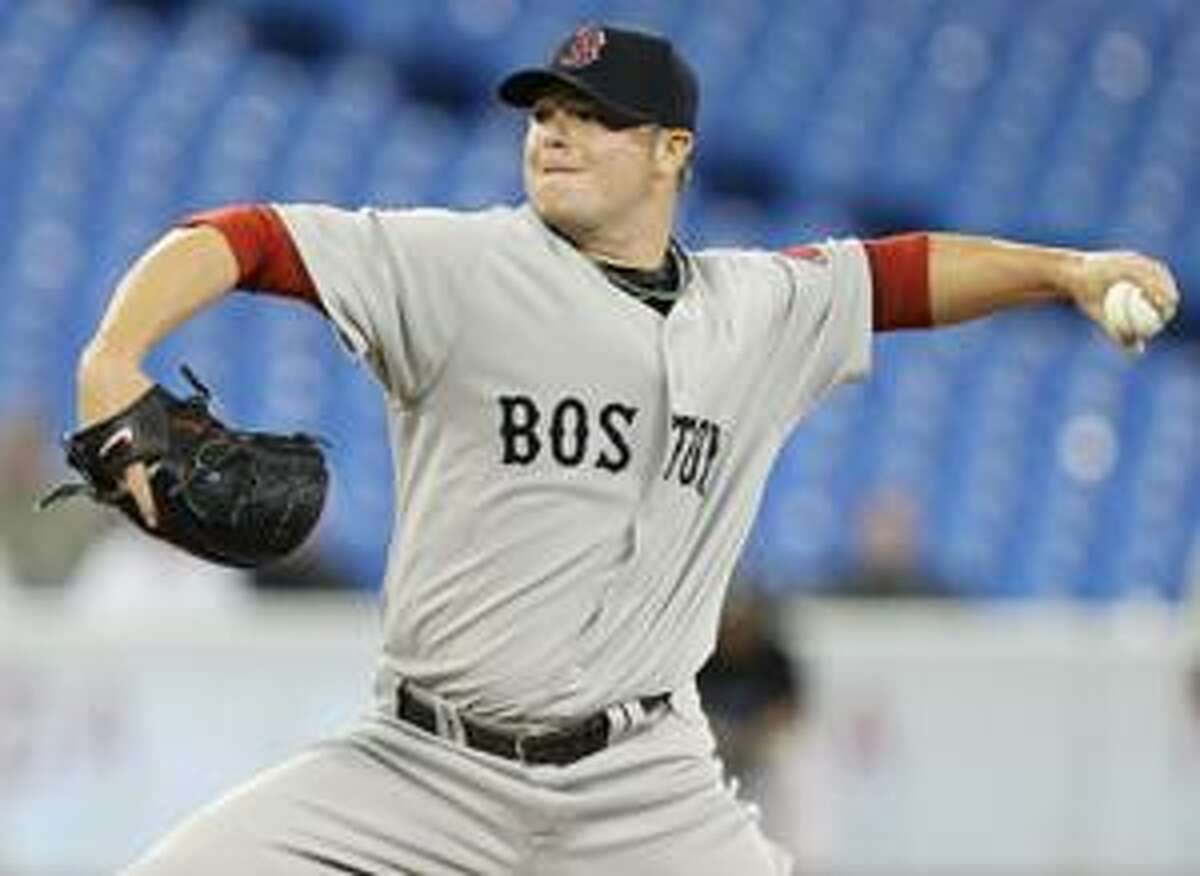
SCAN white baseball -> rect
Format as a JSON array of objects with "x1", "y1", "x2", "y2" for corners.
[{"x1": 1103, "y1": 280, "x2": 1163, "y2": 340}]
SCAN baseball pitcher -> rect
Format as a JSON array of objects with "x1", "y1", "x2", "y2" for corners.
[{"x1": 72, "y1": 24, "x2": 1180, "y2": 875}]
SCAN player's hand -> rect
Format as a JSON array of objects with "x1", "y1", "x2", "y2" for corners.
[
  {"x1": 1064, "y1": 250, "x2": 1180, "y2": 352},
  {"x1": 76, "y1": 344, "x2": 159, "y2": 528}
]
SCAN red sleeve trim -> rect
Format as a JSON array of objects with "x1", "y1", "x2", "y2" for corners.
[
  {"x1": 863, "y1": 233, "x2": 931, "y2": 331},
  {"x1": 181, "y1": 204, "x2": 324, "y2": 312}
]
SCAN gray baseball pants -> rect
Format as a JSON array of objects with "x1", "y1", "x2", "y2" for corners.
[{"x1": 122, "y1": 687, "x2": 792, "y2": 875}]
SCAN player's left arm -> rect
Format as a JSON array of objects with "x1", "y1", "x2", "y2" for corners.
[{"x1": 925, "y1": 233, "x2": 1181, "y2": 346}]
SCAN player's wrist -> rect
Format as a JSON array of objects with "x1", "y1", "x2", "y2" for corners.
[
  {"x1": 76, "y1": 343, "x2": 153, "y2": 425},
  {"x1": 1048, "y1": 248, "x2": 1091, "y2": 304}
]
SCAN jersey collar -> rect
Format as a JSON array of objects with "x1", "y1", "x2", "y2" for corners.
[{"x1": 521, "y1": 202, "x2": 696, "y2": 297}]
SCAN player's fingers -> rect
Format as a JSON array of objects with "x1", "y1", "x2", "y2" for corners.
[
  {"x1": 1110, "y1": 323, "x2": 1141, "y2": 354},
  {"x1": 1147, "y1": 262, "x2": 1180, "y2": 322},
  {"x1": 1120, "y1": 255, "x2": 1178, "y2": 323},
  {"x1": 1103, "y1": 317, "x2": 1142, "y2": 356},
  {"x1": 124, "y1": 462, "x2": 158, "y2": 529}
]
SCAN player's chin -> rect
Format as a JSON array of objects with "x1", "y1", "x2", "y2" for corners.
[{"x1": 531, "y1": 186, "x2": 598, "y2": 230}]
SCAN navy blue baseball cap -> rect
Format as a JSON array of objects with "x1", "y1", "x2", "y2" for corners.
[{"x1": 498, "y1": 24, "x2": 699, "y2": 131}]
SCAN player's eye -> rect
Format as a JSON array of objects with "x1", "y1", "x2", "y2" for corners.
[{"x1": 530, "y1": 98, "x2": 616, "y2": 129}]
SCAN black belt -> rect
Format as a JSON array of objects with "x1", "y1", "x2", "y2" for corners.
[{"x1": 396, "y1": 684, "x2": 670, "y2": 767}]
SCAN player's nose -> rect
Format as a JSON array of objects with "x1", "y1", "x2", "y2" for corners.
[{"x1": 533, "y1": 106, "x2": 573, "y2": 143}]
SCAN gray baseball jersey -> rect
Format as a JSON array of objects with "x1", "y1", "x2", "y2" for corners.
[
  {"x1": 277, "y1": 203, "x2": 871, "y2": 726},
  {"x1": 124, "y1": 204, "x2": 872, "y2": 875}
]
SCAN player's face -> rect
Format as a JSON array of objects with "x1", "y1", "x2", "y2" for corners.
[{"x1": 523, "y1": 91, "x2": 676, "y2": 235}]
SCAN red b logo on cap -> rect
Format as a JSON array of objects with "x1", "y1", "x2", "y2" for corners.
[{"x1": 559, "y1": 25, "x2": 607, "y2": 69}]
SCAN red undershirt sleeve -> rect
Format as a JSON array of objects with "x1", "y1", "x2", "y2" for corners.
[
  {"x1": 180, "y1": 204, "x2": 325, "y2": 313},
  {"x1": 862, "y1": 233, "x2": 932, "y2": 331}
]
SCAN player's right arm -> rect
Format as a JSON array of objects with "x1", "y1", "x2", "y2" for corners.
[
  {"x1": 77, "y1": 202, "x2": 325, "y2": 525},
  {"x1": 77, "y1": 224, "x2": 241, "y2": 526},
  {"x1": 79, "y1": 226, "x2": 239, "y2": 423}
]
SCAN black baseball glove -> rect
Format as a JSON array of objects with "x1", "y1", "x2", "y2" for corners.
[{"x1": 40, "y1": 366, "x2": 328, "y2": 568}]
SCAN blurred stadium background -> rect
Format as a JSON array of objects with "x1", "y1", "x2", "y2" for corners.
[{"x1": 1, "y1": 0, "x2": 1198, "y2": 873}]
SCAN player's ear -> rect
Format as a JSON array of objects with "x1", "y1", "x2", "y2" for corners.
[{"x1": 654, "y1": 129, "x2": 694, "y2": 178}]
